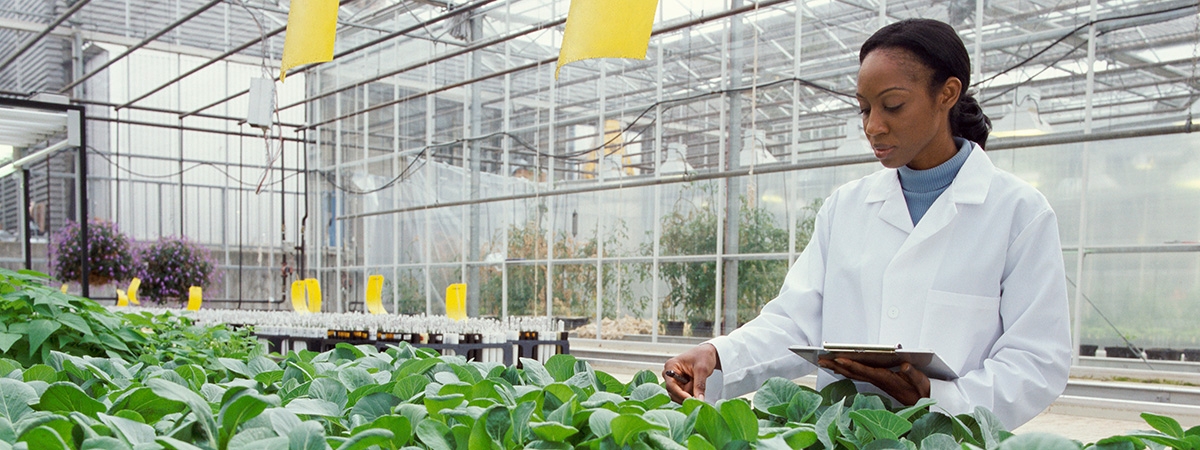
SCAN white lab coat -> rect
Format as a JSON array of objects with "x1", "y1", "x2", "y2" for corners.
[{"x1": 708, "y1": 143, "x2": 1071, "y2": 429}]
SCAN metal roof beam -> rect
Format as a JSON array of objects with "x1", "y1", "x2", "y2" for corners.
[
  {"x1": 58, "y1": 0, "x2": 224, "y2": 94},
  {"x1": 0, "y1": 0, "x2": 95, "y2": 74}
]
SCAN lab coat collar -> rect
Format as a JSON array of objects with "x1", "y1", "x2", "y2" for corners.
[{"x1": 863, "y1": 141, "x2": 994, "y2": 234}]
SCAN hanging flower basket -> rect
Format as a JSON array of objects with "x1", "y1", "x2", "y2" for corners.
[
  {"x1": 137, "y1": 236, "x2": 218, "y2": 304},
  {"x1": 49, "y1": 218, "x2": 136, "y2": 286}
]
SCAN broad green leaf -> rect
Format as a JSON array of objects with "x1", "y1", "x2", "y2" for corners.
[
  {"x1": 335, "y1": 428, "x2": 393, "y2": 450},
  {"x1": 544, "y1": 354, "x2": 578, "y2": 383},
  {"x1": 815, "y1": 401, "x2": 843, "y2": 450},
  {"x1": 519, "y1": 358, "x2": 554, "y2": 387},
  {"x1": 530, "y1": 422, "x2": 578, "y2": 442},
  {"x1": 782, "y1": 427, "x2": 818, "y2": 449},
  {"x1": 392, "y1": 375, "x2": 429, "y2": 402},
  {"x1": 0, "y1": 334, "x2": 19, "y2": 354},
  {"x1": 55, "y1": 313, "x2": 92, "y2": 337},
  {"x1": 109, "y1": 387, "x2": 186, "y2": 425},
  {"x1": 894, "y1": 398, "x2": 937, "y2": 420},
  {"x1": 996, "y1": 432, "x2": 1081, "y2": 450},
  {"x1": 1124, "y1": 431, "x2": 1192, "y2": 449},
  {"x1": 850, "y1": 410, "x2": 912, "y2": 441},
  {"x1": 582, "y1": 392, "x2": 625, "y2": 409},
  {"x1": 219, "y1": 391, "x2": 273, "y2": 450},
  {"x1": 509, "y1": 401, "x2": 536, "y2": 447},
  {"x1": 82, "y1": 436, "x2": 133, "y2": 450},
  {"x1": 147, "y1": 378, "x2": 218, "y2": 444},
  {"x1": 156, "y1": 436, "x2": 204, "y2": 450},
  {"x1": 918, "y1": 433, "x2": 959, "y2": 450},
  {"x1": 0, "y1": 378, "x2": 36, "y2": 422},
  {"x1": 337, "y1": 367, "x2": 376, "y2": 392},
  {"x1": 785, "y1": 390, "x2": 823, "y2": 423},
  {"x1": 174, "y1": 365, "x2": 207, "y2": 390},
  {"x1": 694, "y1": 402, "x2": 730, "y2": 449},
  {"x1": 630, "y1": 384, "x2": 671, "y2": 410},
  {"x1": 595, "y1": 370, "x2": 625, "y2": 394},
  {"x1": 850, "y1": 394, "x2": 888, "y2": 412},
  {"x1": 415, "y1": 419, "x2": 453, "y2": 450},
  {"x1": 254, "y1": 371, "x2": 285, "y2": 386},
  {"x1": 648, "y1": 434, "x2": 686, "y2": 450},
  {"x1": 266, "y1": 408, "x2": 302, "y2": 437},
  {"x1": 347, "y1": 392, "x2": 400, "y2": 423},
  {"x1": 908, "y1": 413, "x2": 953, "y2": 445},
  {"x1": 861, "y1": 438, "x2": 908, "y2": 449},
  {"x1": 26, "y1": 320, "x2": 61, "y2": 356},
  {"x1": 720, "y1": 400, "x2": 757, "y2": 442},
  {"x1": 611, "y1": 414, "x2": 667, "y2": 446},
  {"x1": 644, "y1": 409, "x2": 689, "y2": 443},
  {"x1": 481, "y1": 405, "x2": 510, "y2": 444},
  {"x1": 17, "y1": 425, "x2": 68, "y2": 450},
  {"x1": 32, "y1": 382, "x2": 105, "y2": 418},
  {"x1": 98, "y1": 413, "x2": 156, "y2": 446},
  {"x1": 227, "y1": 428, "x2": 282, "y2": 450},
  {"x1": 468, "y1": 414, "x2": 501, "y2": 450},
  {"x1": 285, "y1": 399, "x2": 342, "y2": 418},
  {"x1": 1090, "y1": 435, "x2": 1140, "y2": 450},
  {"x1": 287, "y1": 420, "x2": 325, "y2": 450},
  {"x1": 588, "y1": 409, "x2": 619, "y2": 439},
  {"x1": 423, "y1": 394, "x2": 465, "y2": 417},
  {"x1": 819, "y1": 379, "x2": 857, "y2": 407},
  {"x1": 753, "y1": 378, "x2": 805, "y2": 416},
  {"x1": 0, "y1": 416, "x2": 15, "y2": 443},
  {"x1": 248, "y1": 357, "x2": 281, "y2": 377},
  {"x1": 308, "y1": 378, "x2": 348, "y2": 411},
  {"x1": 21, "y1": 365, "x2": 57, "y2": 384},
  {"x1": 395, "y1": 404, "x2": 428, "y2": 432},
  {"x1": 219, "y1": 358, "x2": 252, "y2": 377},
  {"x1": 687, "y1": 435, "x2": 717, "y2": 450},
  {"x1": 355, "y1": 415, "x2": 411, "y2": 448},
  {"x1": 1141, "y1": 412, "x2": 1184, "y2": 438},
  {"x1": 395, "y1": 358, "x2": 439, "y2": 379},
  {"x1": 971, "y1": 406, "x2": 1008, "y2": 449}
]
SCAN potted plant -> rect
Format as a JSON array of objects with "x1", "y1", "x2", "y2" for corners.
[
  {"x1": 49, "y1": 218, "x2": 136, "y2": 286},
  {"x1": 137, "y1": 236, "x2": 218, "y2": 304}
]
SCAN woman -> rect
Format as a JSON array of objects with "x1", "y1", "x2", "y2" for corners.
[{"x1": 662, "y1": 18, "x2": 1071, "y2": 429}]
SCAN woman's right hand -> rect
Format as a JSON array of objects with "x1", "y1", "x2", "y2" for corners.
[{"x1": 663, "y1": 343, "x2": 720, "y2": 403}]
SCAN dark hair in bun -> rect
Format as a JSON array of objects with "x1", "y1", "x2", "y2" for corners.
[{"x1": 860, "y1": 19, "x2": 991, "y2": 149}]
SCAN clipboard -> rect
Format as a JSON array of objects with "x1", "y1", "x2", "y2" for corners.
[{"x1": 789, "y1": 343, "x2": 958, "y2": 380}]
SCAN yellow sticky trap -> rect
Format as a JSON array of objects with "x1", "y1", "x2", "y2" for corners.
[
  {"x1": 291, "y1": 280, "x2": 309, "y2": 314},
  {"x1": 305, "y1": 278, "x2": 322, "y2": 313},
  {"x1": 556, "y1": 0, "x2": 658, "y2": 78},
  {"x1": 365, "y1": 275, "x2": 385, "y2": 314},
  {"x1": 186, "y1": 286, "x2": 202, "y2": 311},
  {"x1": 128, "y1": 278, "x2": 141, "y2": 305},
  {"x1": 446, "y1": 283, "x2": 466, "y2": 321},
  {"x1": 280, "y1": 0, "x2": 339, "y2": 82},
  {"x1": 116, "y1": 289, "x2": 129, "y2": 307},
  {"x1": 60, "y1": 284, "x2": 68, "y2": 293}
]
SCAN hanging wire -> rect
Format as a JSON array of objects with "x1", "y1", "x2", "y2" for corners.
[{"x1": 1063, "y1": 275, "x2": 1155, "y2": 370}]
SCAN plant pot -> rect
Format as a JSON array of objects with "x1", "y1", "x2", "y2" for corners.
[
  {"x1": 87, "y1": 273, "x2": 113, "y2": 286},
  {"x1": 690, "y1": 320, "x2": 713, "y2": 337},
  {"x1": 1104, "y1": 346, "x2": 1141, "y2": 359},
  {"x1": 1183, "y1": 349, "x2": 1200, "y2": 362},
  {"x1": 1078, "y1": 344, "x2": 1097, "y2": 357},
  {"x1": 664, "y1": 321, "x2": 684, "y2": 336},
  {"x1": 1144, "y1": 348, "x2": 1182, "y2": 361}
]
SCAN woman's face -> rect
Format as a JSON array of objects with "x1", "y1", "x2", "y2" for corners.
[{"x1": 856, "y1": 49, "x2": 960, "y2": 170}]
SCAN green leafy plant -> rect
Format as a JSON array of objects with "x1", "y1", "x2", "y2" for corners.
[
  {"x1": 137, "y1": 236, "x2": 219, "y2": 304},
  {"x1": 642, "y1": 183, "x2": 822, "y2": 331},
  {"x1": 121, "y1": 310, "x2": 264, "y2": 370},
  {"x1": 49, "y1": 218, "x2": 137, "y2": 286},
  {"x1": 0, "y1": 268, "x2": 140, "y2": 366},
  {"x1": 0, "y1": 332, "x2": 1195, "y2": 450}
]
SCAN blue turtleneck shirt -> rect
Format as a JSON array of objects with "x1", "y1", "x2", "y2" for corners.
[{"x1": 897, "y1": 137, "x2": 973, "y2": 225}]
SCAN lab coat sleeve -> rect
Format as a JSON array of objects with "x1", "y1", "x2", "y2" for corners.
[
  {"x1": 928, "y1": 208, "x2": 1072, "y2": 429},
  {"x1": 706, "y1": 198, "x2": 831, "y2": 399}
]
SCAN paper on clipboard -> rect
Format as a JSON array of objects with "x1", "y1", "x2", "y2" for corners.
[{"x1": 789, "y1": 343, "x2": 958, "y2": 380}]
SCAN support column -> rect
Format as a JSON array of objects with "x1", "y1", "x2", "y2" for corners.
[{"x1": 722, "y1": 0, "x2": 745, "y2": 336}]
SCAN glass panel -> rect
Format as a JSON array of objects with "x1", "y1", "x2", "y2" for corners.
[{"x1": 387, "y1": 267, "x2": 427, "y2": 315}]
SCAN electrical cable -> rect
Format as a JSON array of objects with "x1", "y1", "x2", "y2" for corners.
[{"x1": 88, "y1": 146, "x2": 302, "y2": 188}]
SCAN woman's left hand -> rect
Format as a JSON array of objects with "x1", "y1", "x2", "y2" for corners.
[{"x1": 818, "y1": 358, "x2": 931, "y2": 406}]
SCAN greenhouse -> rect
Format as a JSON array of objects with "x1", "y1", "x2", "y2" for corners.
[{"x1": 0, "y1": 0, "x2": 1198, "y2": 447}]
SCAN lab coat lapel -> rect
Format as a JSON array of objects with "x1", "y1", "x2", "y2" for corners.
[
  {"x1": 894, "y1": 144, "x2": 993, "y2": 258},
  {"x1": 865, "y1": 170, "x2": 914, "y2": 234}
]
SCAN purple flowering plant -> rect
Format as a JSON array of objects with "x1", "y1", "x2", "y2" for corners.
[
  {"x1": 138, "y1": 236, "x2": 219, "y2": 304},
  {"x1": 49, "y1": 218, "x2": 136, "y2": 285}
]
